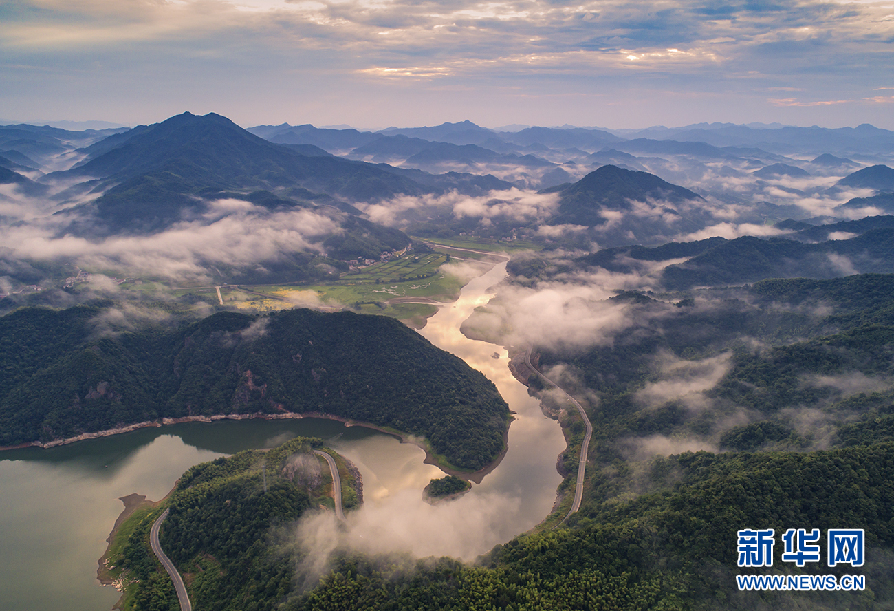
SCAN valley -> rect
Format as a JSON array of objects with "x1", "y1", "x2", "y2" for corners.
[{"x1": 2, "y1": 113, "x2": 894, "y2": 610}]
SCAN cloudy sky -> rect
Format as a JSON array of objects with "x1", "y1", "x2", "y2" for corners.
[{"x1": 1, "y1": 0, "x2": 893, "y2": 129}]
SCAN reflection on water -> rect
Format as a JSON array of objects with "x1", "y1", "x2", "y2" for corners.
[
  {"x1": 375, "y1": 259, "x2": 565, "y2": 553},
  {"x1": 0, "y1": 258, "x2": 565, "y2": 610}
]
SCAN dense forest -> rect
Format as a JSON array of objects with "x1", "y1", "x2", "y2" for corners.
[
  {"x1": 0, "y1": 306, "x2": 509, "y2": 471},
  {"x1": 106, "y1": 272, "x2": 894, "y2": 610},
  {"x1": 110, "y1": 437, "x2": 363, "y2": 611},
  {"x1": 291, "y1": 274, "x2": 894, "y2": 610},
  {"x1": 113, "y1": 440, "x2": 894, "y2": 610}
]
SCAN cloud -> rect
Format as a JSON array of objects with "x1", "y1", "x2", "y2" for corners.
[
  {"x1": 636, "y1": 351, "x2": 733, "y2": 411},
  {"x1": 680, "y1": 222, "x2": 789, "y2": 241},
  {"x1": 293, "y1": 488, "x2": 522, "y2": 586},
  {"x1": 356, "y1": 189, "x2": 559, "y2": 229},
  {"x1": 826, "y1": 253, "x2": 859, "y2": 276},
  {"x1": 279, "y1": 289, "x2": 330, "y2": 309},
  {"x1": 1, "y1": 207, "x2": 340, "y2": 283},
  {"x1": 4, "y1": 0, "x2": 894, "y2": 128},
  {"x1": 88, "y1": 302, "x2": 174, "y2": 338},
  {"x1": 803, "y1": 372, "x2": 890, "y2": 397},
  {"x1": 617, "y1": 434, "x2": 717, "y2": 462}
]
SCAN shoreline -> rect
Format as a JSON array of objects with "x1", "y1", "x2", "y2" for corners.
[
  {"x1": 97, "y1": 493, "x2": 156, "y2": 588},
  {"x1": 0, "y1": 410, "x2": 510, "y2": 483}
]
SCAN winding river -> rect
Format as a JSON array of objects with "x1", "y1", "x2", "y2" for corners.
[{"x1": 0, "y1": 260, "x2": 565, "y2": 611}]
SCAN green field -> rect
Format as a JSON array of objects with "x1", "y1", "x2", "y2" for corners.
[
  {"x1": 59, "y1": 251, "x2": 480, "y2": 327},
  {"x1": 183, "y1": 252, "x2": 465, "y2": 327},
  {"x1": 414, "y1": 235, "x2": 540, "y2": 254}
]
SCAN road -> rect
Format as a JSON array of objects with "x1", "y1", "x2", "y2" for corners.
[
  {"x1": 419, "y1": 241, "x2": 511, "y2": 260},
  {"x1": 524, "y1": 349, "x2": 592, "y2": 521},
  {"x1": 150, "y1": 508, "x2": 192, "y2": 611},
  {"x1": 314, "y1": 450, "x2": 345, "y2": 521}
]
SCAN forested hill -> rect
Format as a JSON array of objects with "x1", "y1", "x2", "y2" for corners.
[
  {"x1": 110, "y1": 437, "x2": 362, "y2": 611},
  {"x1": 0, "y1": 307, "x2": 509, "y2": 471}
]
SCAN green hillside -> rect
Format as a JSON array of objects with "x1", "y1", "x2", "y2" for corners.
[
  {"x1": 0, "y1": 307, "x2": 509, "y2": 471},
  {"x1": 550, "y1": 164, "x2": 703, "y2": 227},
  {"x1": 108, "y1": 437, "x2": 360, "y2": 611}
]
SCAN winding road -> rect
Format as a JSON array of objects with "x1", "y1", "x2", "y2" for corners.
[
  {"x1": 314, "y1": 450, "x2": 345, "y2": 521},
  {"x1": 150, "y1": 508, "x2": 192, "y2": 611},
  {"x1": 524, "y1": 349, "x2": 592, "y2": 521}
]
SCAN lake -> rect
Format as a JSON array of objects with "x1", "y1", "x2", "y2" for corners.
[{"x1": 0, "y1": 259, "x2": 565, "y2": 610}]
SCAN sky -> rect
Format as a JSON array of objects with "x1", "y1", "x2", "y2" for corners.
[{"x1": 1, "y1": 0, "x2": 893, "y2": 129}]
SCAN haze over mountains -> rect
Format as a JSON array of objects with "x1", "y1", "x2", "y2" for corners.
[
  {"x1": 1, "y1": 111, "x2": 893, "y2": 299},
  {"x1": 3, "y1": 111, "x2": 894, "y2": 611}
]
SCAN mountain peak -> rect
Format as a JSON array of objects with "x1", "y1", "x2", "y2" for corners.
[
  {"x1": 836, "y1": 164, "x2": 894, "y2": 192},
  {"x1": 550, "y1": 165, "x2": 701, "y2": 227}
]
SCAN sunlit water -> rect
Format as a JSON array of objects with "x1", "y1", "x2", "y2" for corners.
[{"x1": 0, "y1": 259, "x2": 564, "y2": 610}]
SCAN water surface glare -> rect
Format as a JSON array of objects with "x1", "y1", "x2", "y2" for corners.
[{"x1": 0, "y1": 260, "x2": 565, "y2": 609}]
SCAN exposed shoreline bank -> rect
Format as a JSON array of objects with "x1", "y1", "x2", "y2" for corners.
[{"x1": 0, "y1": 410, "x2": 508, "y2": 483}]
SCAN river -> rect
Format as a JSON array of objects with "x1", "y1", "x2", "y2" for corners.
[{"x1": 0, "y1": 259, "x2": 565, "y2": 610}]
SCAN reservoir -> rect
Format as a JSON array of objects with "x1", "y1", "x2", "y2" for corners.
[{"x1": 0, "y1": 259, "x2": 565, "y2": 610}]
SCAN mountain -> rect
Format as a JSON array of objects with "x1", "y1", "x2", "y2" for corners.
[
  {"x1": 61, "y1": 113, "x2": 432, "y2": 233},
  {"x1": 351, "y1": 136, "x2": 554, "y2": 175},
  {"x1": 587, "y1": 148, "x2": 641, "y2": 166},
  {"x1": 378, "y1": 165, "x2": 514, "y2": 195},
  {"x1": 839, "y1": 192, "x2": 894, "y2": 215},
  {"x1": 753, "y1": 162, "x2": 810, "y2": 178},
  {"x1": 279, "y1": 143, "x2": 334, "y2": 157},
  {"x1": 833, "y1": 164, "x2": 894, "y2": 192},
  {"x1": 661, "y1": 229, "x2": 894, "y2": 289},
  {"x1": 550, "y1": 164, "x2": 702, "y2": 226},
  {"x1": 0, "y1": 307, "x2": 510, "y2": 470},
  {"x1": 0, "y1": 166, "x2": 28, "y2": 184},
  {"x1": 811, "y1": 152, "x2": 857, "y2": 168},
  {"x1": 405, "y1": 142, "x2": 553, "y2": 169},
  {"x1": 610, "y1": 138, "x2": 735, "y2": 159},
  {"x1": 626, "y1": 123, "x2": 894, "y2": 155},
  {"x1": 112, "y1": 437, "x2": 360, "y2": 611},
  {"x1": 0, "y1": 124, "x2": 124, "y2": 166},
  {"x1": 65, "y1": 112, "x2": 524, "y2": 235},
  {"x1": 264, "y1": 124, "x2": 382, "y2": 151},
  {"x1": 501, "y1": 126, "x2": 621, "y2": 151},
  {"x1": 792, "y1": 214, "x2": 894, "y2": 242},
  {"x1": 378, "y1": 120, "x2": 497, "y2": 145},
  {"x1": 0, "y1": 150, "x2": 39, "y2": 171},
  {"x1": 349, "y1": 134, "x2": 433, "y2": 161}
]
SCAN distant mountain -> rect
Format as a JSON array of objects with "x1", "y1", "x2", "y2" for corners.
[
  {"x1": 610, "y1": 138, "x2": 736, "y2": 159},
  {"x1": 839, "y1": 192, "x2": 894, "y2": 215},
  {"x1": 77, "y1": 124, "x2": 152, "y2": 159},
  {"x1": 550, "y1": 164, "x2": 702, "y2": 226},
  {"x1": 572, "y1": 237, "x2": 726, "y2": 273},
  {"x1": 662, "y1": 229, "x2": 894, "y2": 289},
  {"x1": 0, "y1": 150, "x2": 39, "y2": 171},
  {"x1": 587, "y1": 149, "x2": 647, "y2": 172},
  {"x1": 350, "y1": 136, "x2": 554, "y2": 175},
  {"x1": 349, "y1": 134, "x2": 433, "y2": 162},
  {"x1": 625, "y1": 124, "x2": 894, "y2": 155},
  {"x1": 0, "y1": 124, "x2": 123, "y2": 166},
  {"x1": 812, "y1": 153, "x2": 857, "y2": 168},
  {"x1": 278, "y1": 143, "x2": 333, "y2": 157},
  {"x1": 501, "y1": 126, "x2": 621, "y2": 151},
  {"x1": 60, "y1": 112, "x2": 436, "y2": 233},
  {"x1": 792, "y1": 215, "x2": 894, "y2": 242},
  {"x1": 263, "y1": 124, "x2": 382, "y2": 151},
  {"x1": 833, "y1": 164, "x2": 894, "y2": 193},
  {"x1": 0, "y1": 166, "x2": 27, "y2": 184},
  {"x1": 406, "y1": 143, "x2": 554, "y2": 169},
  {"x1": 378, "y1": 120, "x2": 497, "y2": 146},
  {"x1": 379, "y1": 166, "x2": 513, "y2": 195},
  {"x1": 753, "y1": 163, "x2": 810, "y2": 178}
]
